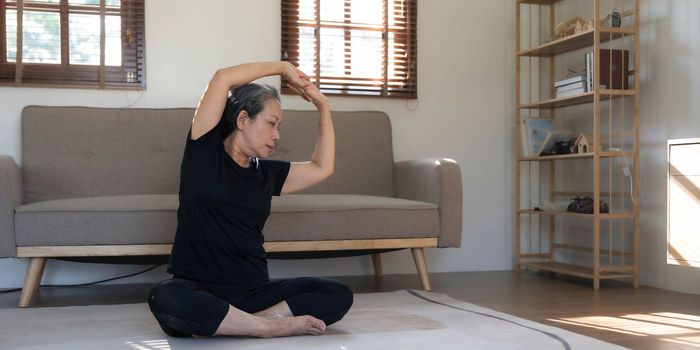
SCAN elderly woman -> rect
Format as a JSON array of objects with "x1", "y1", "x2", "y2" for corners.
[{"x1": 147, "y1": 62, "x2": 353, "y2": 338}]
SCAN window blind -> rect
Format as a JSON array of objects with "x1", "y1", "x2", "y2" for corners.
[
  {"x1": 281, "y1": 0, "x2": 417, "y2": 98},
  {"x1": 0, "y1": 0, "x2": 145, "y2": 89}
]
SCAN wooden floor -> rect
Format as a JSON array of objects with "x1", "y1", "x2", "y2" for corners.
[{"x1": 1, "y1": 270, "x2": 699, "y2": 349}]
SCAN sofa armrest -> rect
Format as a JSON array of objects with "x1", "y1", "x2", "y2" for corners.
[
  {"x1": 394, "y1": 158, "x2": 462, "y2": 248},
  {"x1": 0, "y1": 155, "x2": 21, "y2": 258}
]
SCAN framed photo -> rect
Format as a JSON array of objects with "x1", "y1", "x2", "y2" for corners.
[{"x1": 521, "y1": 118, "x2": 554, "y2": 157}]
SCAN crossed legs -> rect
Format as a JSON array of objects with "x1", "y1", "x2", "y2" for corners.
[{"x1": 148, "y1": 277, "x2": 353, "y2": 338}]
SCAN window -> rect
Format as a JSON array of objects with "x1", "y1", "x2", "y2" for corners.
[
  {"x1": 668, "y1": 139, "x2": 700, "y2": 268},
  {"x1": 281, "y1": 0, "x2": 417, "y2": 98},
  {"x1": 0, "y1": 0, "x2": 145, "y2": 89}
]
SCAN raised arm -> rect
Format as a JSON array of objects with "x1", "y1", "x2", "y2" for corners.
[
  {"x1": 281, "y1": 85, "x2": 335, "y2": 194},
  {"x1": 192, "y1": 62, "x2": 310, "y2": 140}
]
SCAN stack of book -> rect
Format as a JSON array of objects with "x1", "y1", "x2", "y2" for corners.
[
  {"x1": 554, "y1": 75, "x2": 586, "y2": 98},
  {"x1": 553, "y1": 49, "x2": 630, "y2": 99}
]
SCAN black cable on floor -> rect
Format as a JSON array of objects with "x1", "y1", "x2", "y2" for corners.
[{"x1": 0, "y1": 264, "x2": 163, "y2": 294}]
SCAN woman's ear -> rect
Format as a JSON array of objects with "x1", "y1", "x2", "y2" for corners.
[{"x1": 236, "y1": 110, "x2": 248, "y2": 130}]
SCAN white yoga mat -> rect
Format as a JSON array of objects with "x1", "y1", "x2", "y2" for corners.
[{"x1": 0, "y1": 290, "x2": 627, "y2": 350}]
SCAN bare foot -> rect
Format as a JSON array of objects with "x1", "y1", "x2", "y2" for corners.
[
  {"x1": 254, "y1": 310, "x2": 283, "y2": 319},
  {"x1": 212, "y1": 305, "x2": 325, "y2": 338},
  {"x1": 260, "y1": 315, "x2": 326, "y2": 337},
  {"x1": 254, "y1": 301, "x2": 293, "y2": 319}
]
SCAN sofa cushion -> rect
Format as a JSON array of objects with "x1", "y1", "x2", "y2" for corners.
[
  {"x1": 15, "y1": 195, "x2": 179, "y2": 246},
  {"x1": 264, "y1": 195, "x2": 439, "y2": 241},
  {"x1": 14, "y1": 194, "x2": 438, "y2": 247}
]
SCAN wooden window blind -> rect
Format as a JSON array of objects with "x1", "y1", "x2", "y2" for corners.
[
  {"x1": 281, "y1": 0, "x2": 417, "y2": 98},
  {"x1": 0, "y1": 0, "x2": 145, "y2": 89}
]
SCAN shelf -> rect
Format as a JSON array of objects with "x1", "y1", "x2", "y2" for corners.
[
  {"x1": 517, "y1": 89, "x2": 636, "y2": 110},
  {"x1": 519, "y1": 150, "x2": 633, "y2": 161},
  {"x1": 520, "y1": 153, "x2": 594, "y2": 161},
  {"x1": 521, "y1": 261, "x2": 634, "y2": 279},
  {"x1": 518, "y1": 27, "x2": 637, "y2": 57},
  {"x1": 599, "y1": 150, "x2": 635, "y2": 158},
  {"x1": 554, "y1": 243, "x2": 633, "y2": 258},
  {"x1": 518, "y1": 209, "x2": 636, "y2": 219}
]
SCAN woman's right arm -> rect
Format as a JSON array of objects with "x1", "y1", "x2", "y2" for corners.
[{"x1": 191, "y1": 62, "x2": 309, "y2": 140}]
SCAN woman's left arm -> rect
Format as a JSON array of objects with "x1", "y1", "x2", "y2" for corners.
[{"x1": 281, "y1": 84, "x2": 335, "y2": 194}]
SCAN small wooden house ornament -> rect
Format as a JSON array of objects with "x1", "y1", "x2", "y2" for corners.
[
  {"x1": 552, "y1": 17, "x2": 595, "y2": 40},
  {"x1": 574, "y1": 133, "x2": 590, "y2": 154}
]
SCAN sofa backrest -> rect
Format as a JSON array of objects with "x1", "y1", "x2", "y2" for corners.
[
  {"x1": 21, "y1": 106, "x2": 394, "y2": 203},
  {"x1": 270, "y1": 110, "x2": 394, "y2": 197}
]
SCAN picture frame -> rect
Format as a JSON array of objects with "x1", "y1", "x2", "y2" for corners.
[{"x1": 521, "y1": 118, "x2": 554, "y2": 157}]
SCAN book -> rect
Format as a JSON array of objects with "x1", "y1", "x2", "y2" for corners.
[
  {"x1": 556, "y1": 81, "x2": 586, "y2": 93},
  {"x1": 584, "y1": 49, "x2": 630, "y2": 91},
  {"x1": 556, "y1": 87, "x2": 585, "y2": 98},
  {"x1": 585, "y1": 51, "x2": 592, "y2": 92},
  {"x1": 599, "y1": 49, "x2": 630, "y2": 89},
  {"x1": 554, "y1": 75, "x2": 585, "y2": 88},
  {"x1": 521, "y1": 118, "x2": 554, "y2": 157},
  {"x1": 537, "y1": 130, "x2": 576, "y2": 156}
]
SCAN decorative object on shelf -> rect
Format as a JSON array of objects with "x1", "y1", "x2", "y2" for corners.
[
  {"x1": 534, "y1": 200, "x2": 571, "y2": 212},
  {"x1": 574, "y1": 133, "x2": 590, "y2": 153},
  {"x1": 602, "y1": 8, "x2": 622, "y2": 27},
  {"x1": 552, "y1": 16, "x2": 594, "y2": 40},
  {"x1": 537, "y1": 130, "x2": 576, "y2": 156},
  {"x1": 567, "y1": 196, "x2": 610, "y2": 214},
  {"x1": 552, "y1": 139, "x2": 576, "y2": 155}
]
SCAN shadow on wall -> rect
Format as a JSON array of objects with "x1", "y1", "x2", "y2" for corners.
[{"x1": 638, "y1": 0, "x2": 700, "y2": 280}]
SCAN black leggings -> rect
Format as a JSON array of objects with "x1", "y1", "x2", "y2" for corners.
[{"x1": 147, "y1": 277, "x2": 354, "y2": 337}]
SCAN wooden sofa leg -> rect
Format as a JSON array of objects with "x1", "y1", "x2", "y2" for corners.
[
  {"x1": 371, "y1": 253, "x2": 384, "y2": 277},
  {"x1": 19, "y1": 257, "x2": 46, "y2": 308},
  {"x1": 410, "y1": 248, "x2": 432, "y2": 291}
]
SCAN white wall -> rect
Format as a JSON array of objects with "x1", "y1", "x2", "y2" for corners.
[
  {"x1": 637, "y1": 0, "x2": 700, "y2": 294},
  {"x1": 0, "y1": 1, "x2": 516, "y2": 288}
]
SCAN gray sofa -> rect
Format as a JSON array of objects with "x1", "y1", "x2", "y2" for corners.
[{"x1": 0, "y1": 106, "x2": 463, "y2": 307}]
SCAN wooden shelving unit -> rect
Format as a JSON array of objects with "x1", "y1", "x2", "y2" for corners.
[{"x1": 514, "y1": 0, "x2": 641, "y2": 289}]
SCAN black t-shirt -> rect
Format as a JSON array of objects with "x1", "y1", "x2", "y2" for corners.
[{"x1": 166, "y1": 120, "x2": 290, "y2": 286}]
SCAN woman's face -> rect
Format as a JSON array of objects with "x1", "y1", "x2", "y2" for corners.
[{"x1": 242, "y1": 99, "x2": 282, "y2": 159}]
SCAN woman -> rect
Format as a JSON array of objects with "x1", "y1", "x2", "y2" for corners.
[{"x1": 148, "y1": 62, "x2": 353, "y2": 338}]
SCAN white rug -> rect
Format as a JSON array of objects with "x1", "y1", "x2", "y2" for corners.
[{"x1": 0, "y1": 290, "x2": 627, "y2": 350}]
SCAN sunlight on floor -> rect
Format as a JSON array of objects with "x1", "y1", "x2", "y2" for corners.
[
  {"x1": 549, "y1": 311, "x2": 700, "y2": 347},
  {"x1": 125, "y1": 339, "x2": 171, "y2": 350}
]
